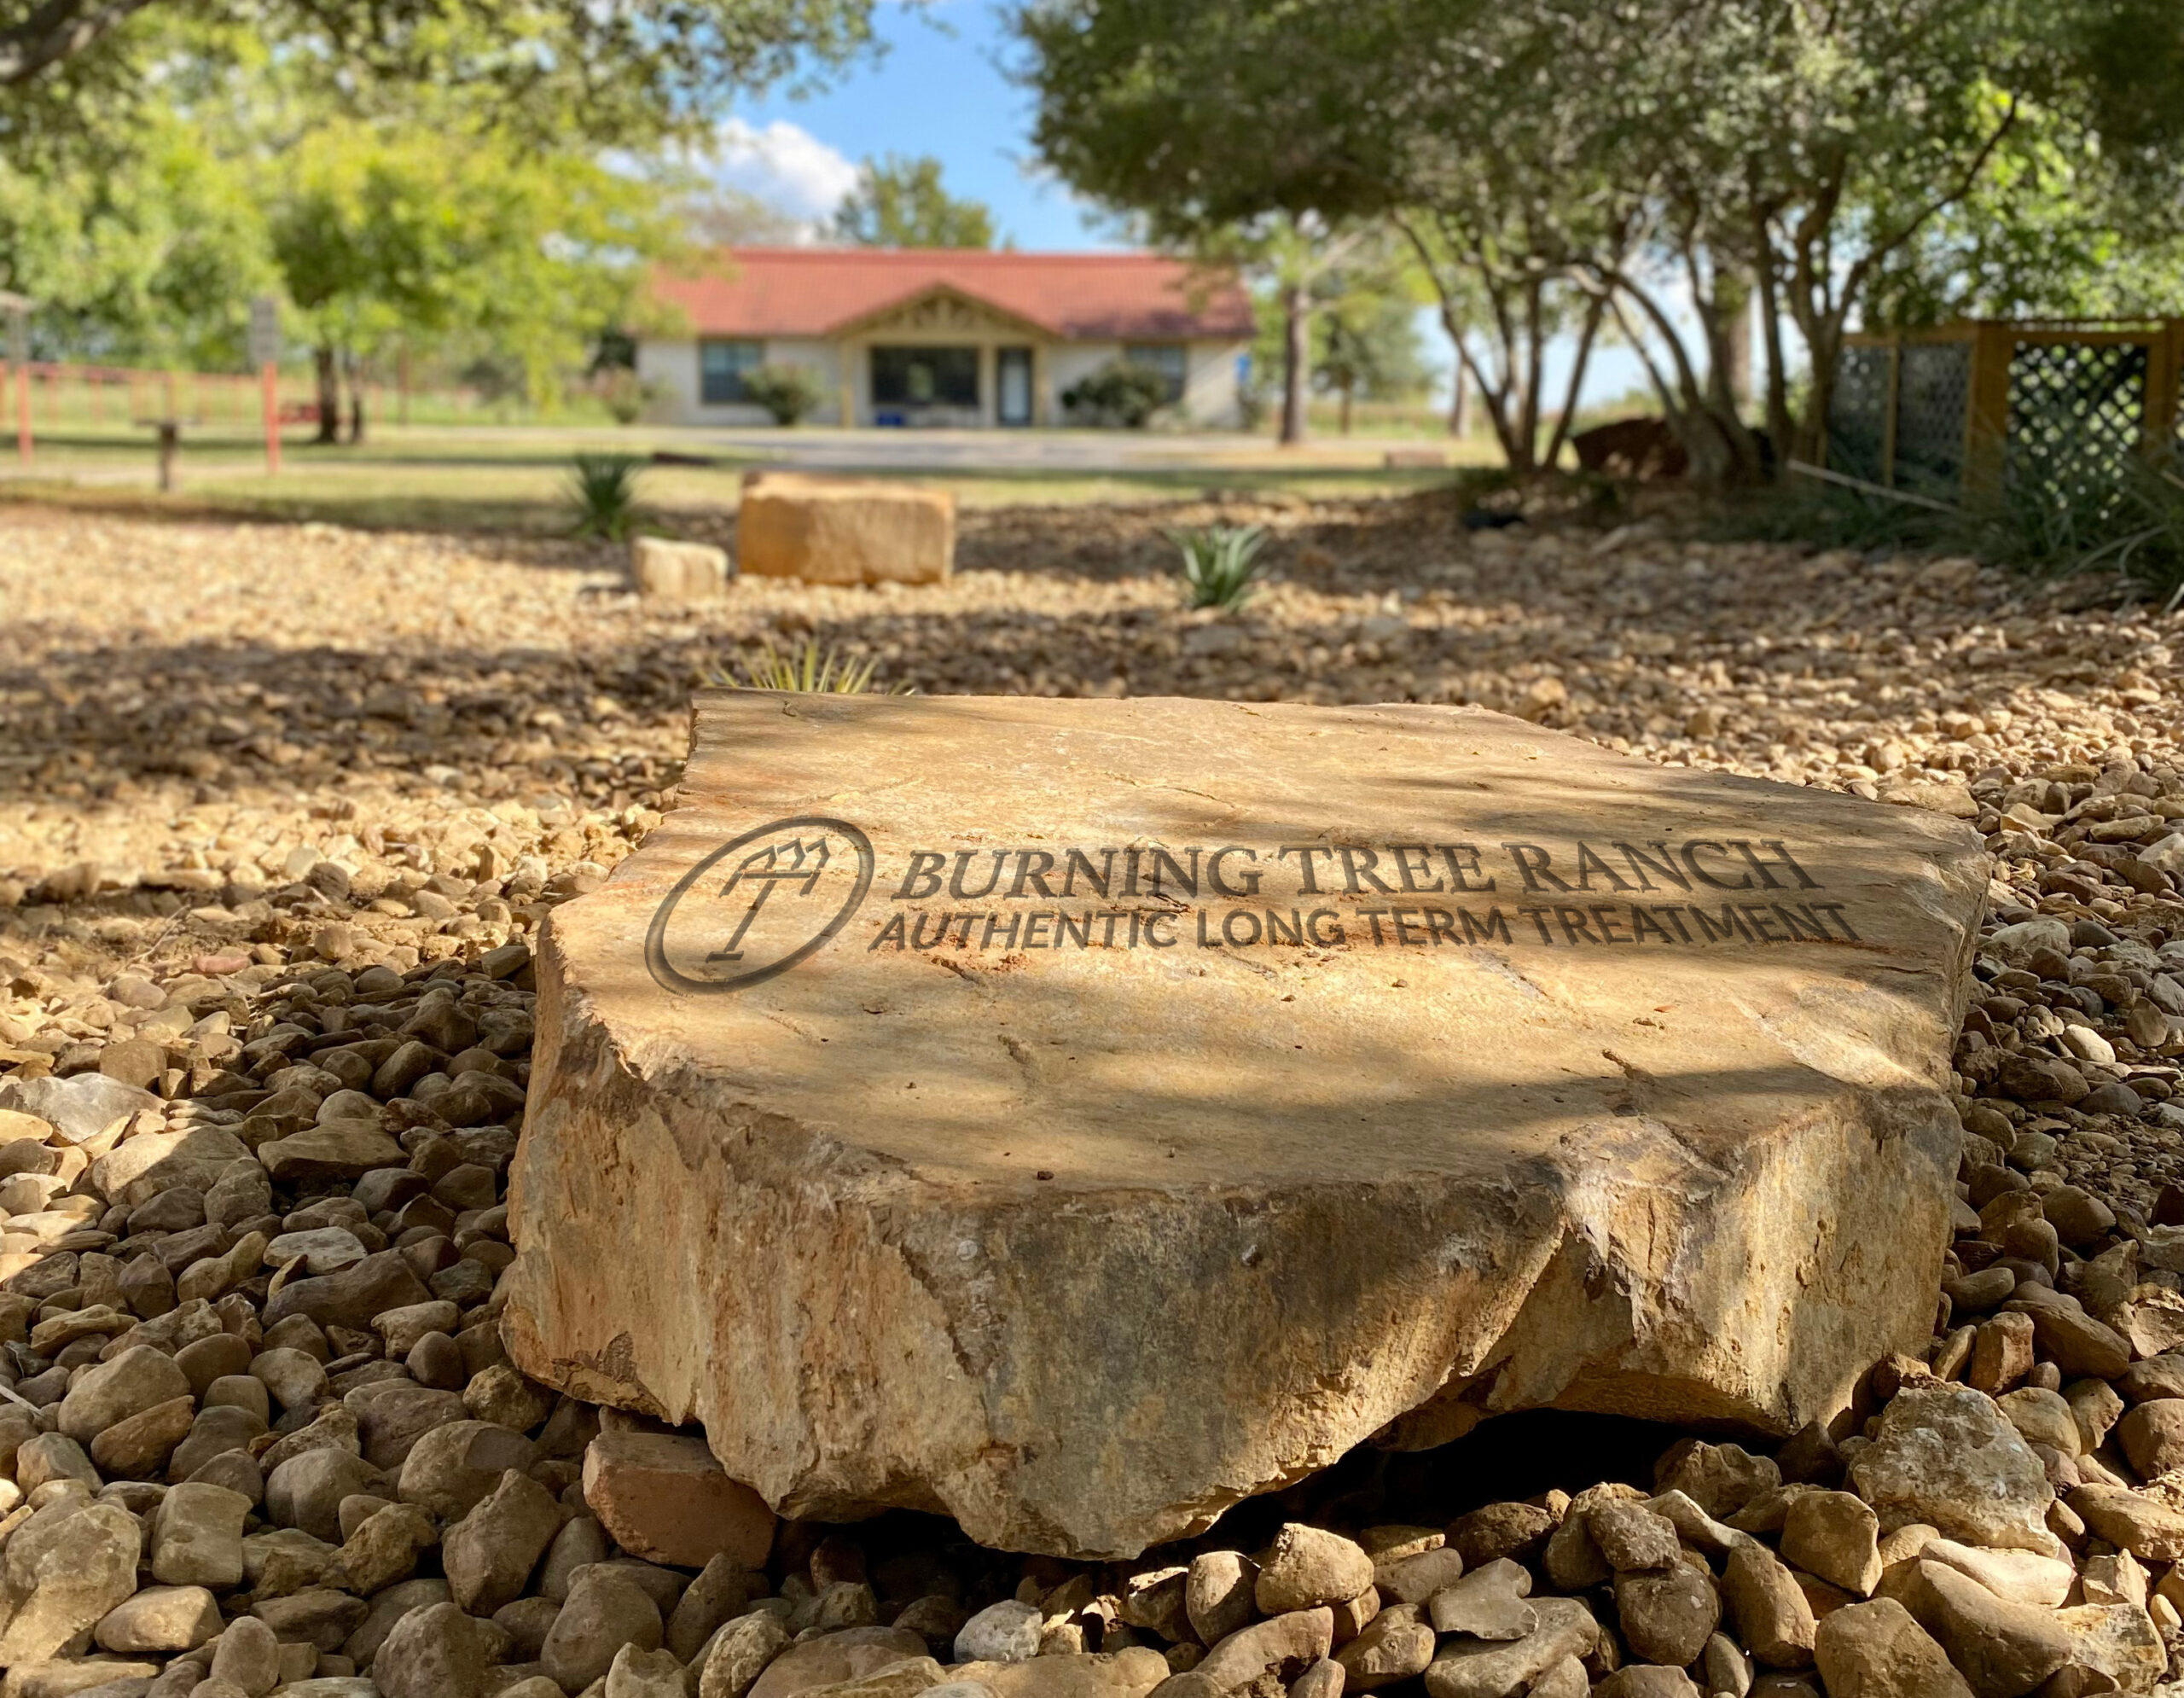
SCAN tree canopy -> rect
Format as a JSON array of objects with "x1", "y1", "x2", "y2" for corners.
[
  {"x1": 832, "y1": 153, "x2": 999, "y2": 247},
  {"x1": 270, "y1": 117, "x2": 684, "y2": 425},
  {"x1": 2, "y1": 0, "x2": 882, "y2": 144},
  {"x1": 0, "y1": 0, "x2": 862, "y2": 433},
  {"x1": 1014, "y1": 0, "x2": 2184, "y2": 477}
]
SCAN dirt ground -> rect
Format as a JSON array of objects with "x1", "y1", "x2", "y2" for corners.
[{"x1": 0, "y1": 488, "x2": 2176, "y2": 1009}]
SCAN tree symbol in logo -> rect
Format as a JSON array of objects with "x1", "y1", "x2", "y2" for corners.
[
  {"x1": 708, "y1": 836, "x2": 833, "y2": 963},
  {"x1": 645, "y1": 816, "x2": 876, "y2": 995}
]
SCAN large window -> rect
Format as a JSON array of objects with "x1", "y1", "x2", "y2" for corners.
[
  {"x1": 1124, "y1": 343, "x2": 1188, "y2": 404},
  {"x1": 700, "y1": 340, "x2": 764, "y2": 404},
  {"x1": 872, "y1": 346, "x2": 979, "y2": 409}
]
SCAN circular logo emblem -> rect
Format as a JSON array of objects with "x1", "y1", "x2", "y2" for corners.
[{"x1": 645, "y1": 816, "x2": 875, "y2": 994}]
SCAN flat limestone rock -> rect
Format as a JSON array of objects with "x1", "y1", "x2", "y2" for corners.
[{"x1": 502, "y1": 695, "x2": 1985, "y2": 1558}]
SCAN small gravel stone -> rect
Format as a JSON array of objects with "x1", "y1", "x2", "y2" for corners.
[
  {"x1": 152, "y1": 1481, "x2": 253, "y2": 1588},
  {"x1": 1590, "y1": 1502, "x2": 1682, "y2": 1573},
  {"x1": 444, "y1": 1468, "x2": 563, "y2": 1614},
  {"x1": 1720, "y1": 1544, "x2": 1816, "y2": 1671},
  {"x1": 1426, "y1": 1559, "x2": 1537, "y2": 1641},
  {"x1": 1900, "y1": 1560, "x2": 2071, "y2": 1698},
  {"x1": 1779, "y1": 1492, "x2": 1881, "y2": 1598},
  {"x1": 1254, "y1": 1524, "x2": 1375, "y2": 1616},
  {"x1": 93, "y1": 1585, "x2": 223, "y2": 1654},
  {"x1": 540, "y1": 1566, "x2": 664, "y2": 1694},
  {"x1": 954, "y1": 1599, "x2": 1042, "y2": 1664},
  {"x1": 580, "y1": 1430, "x2": 776, "y2": 1570},
  {"x1": 375, "y1": 1599, "x2": 486, "y2": 1698},
  {"x1": 1187, "y1": 1550, "x2": 1258, "y2": 1647},
  {"x1": 211, "y1": 1613, "x2": 285, "y2": 1696},
  {"x1": 696, "y1": 1608, "x2": 791, "y2": 1698}
]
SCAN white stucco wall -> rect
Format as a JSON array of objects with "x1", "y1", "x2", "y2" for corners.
[
  {"x1": 1182, "y1": 341, "x2": 1248, "y2": 428},
  {"x1": 635, "y1": 338, "x2": 845, "y2": 426},
  {"x1": 768, "y1": 340, "x2": 844, "y2": 425},
  {"x1": 638, "y1": 334, "x2": 1246, "y2": 427},
  {"x1": 634, "y1": 340, "x2": 702, "y2": 423},
  {"x1": 1044, "y1": 340, "x2": 1246, "y2": 427},
  {"x1": 1046, "y1": 343, "x2": 1123, "y2": 416}
]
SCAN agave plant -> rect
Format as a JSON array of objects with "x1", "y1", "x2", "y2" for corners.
[
  {"x1": 566, "y1": 452, "x2": 647, "y2": 541},
  {"x1": 714, "y1": 637, "x2": 914, "y2": 695},
  {"x1": 1171, "y1": 523, "x2": 1269, "y2": 611}
]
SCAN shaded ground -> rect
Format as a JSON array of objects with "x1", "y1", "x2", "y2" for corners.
[
  {"x1": 0, "y1": 483, "x2": 2176, "y2": 1007},
  {"x1": 1, "y1": 487, "x2": 2175, "y2": 861}
]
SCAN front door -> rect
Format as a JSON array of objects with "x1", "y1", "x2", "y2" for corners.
[{"x1": 997, "y1": 347, "x2": 1033, "y2": 427}]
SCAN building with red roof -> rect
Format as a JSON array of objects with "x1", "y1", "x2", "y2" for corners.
[{"x1": 637, "y1": 247, "x2": 1256, "y2": 428}]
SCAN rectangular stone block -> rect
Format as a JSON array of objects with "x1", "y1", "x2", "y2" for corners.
[
  {"x1": 502, "y1": 695, "x2": 1987, "y2": 1559},
  {"x1": 630, "y1": 537, "x2": 729, "y2": 601},
  {"x1": 735, "y1": 471, "x2": 953, "y2": 586}
]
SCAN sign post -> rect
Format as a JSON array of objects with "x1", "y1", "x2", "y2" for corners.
[
  {"x1": 2, "y1": 293, "x2": 31, "y2": 466},
  {"x1": 249, "y1": 296, "x2": 282, "y2": 475}
]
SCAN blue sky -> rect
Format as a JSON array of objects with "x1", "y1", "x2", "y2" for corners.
[{"x1": 717, "y1": 2, "x2": 1118, "y2": 250}]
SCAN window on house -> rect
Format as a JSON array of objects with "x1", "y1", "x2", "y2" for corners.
[
  {"x1": 1124, "y1": 343, "x2": 1188, "y2": 404},
  {"x1": 700, "y1": 340, "x2": 764, "y2": 404},
  {"x1": 872, "y1": 346, "x2": 979, "y2": 408}
]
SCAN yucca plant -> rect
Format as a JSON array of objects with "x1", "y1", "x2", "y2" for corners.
[
  {"x1": 713, "y1": 637, "x2": 914, "y2": 695},
  {"x1": 1171, "y1": 523, "x2": 1269, "y2": 611},
  {"x1": 566, "y1": 452, "x2": 647, "y2": 540}
]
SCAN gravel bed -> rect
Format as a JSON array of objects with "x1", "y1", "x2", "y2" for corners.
[{"x1": 2, "y1": 496, "x2": 2184, "y2": 1698}]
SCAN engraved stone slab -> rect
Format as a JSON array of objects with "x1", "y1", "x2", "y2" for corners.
[{"x1": 502, "y1": 695, "x2": 1987, "y2": 1559}]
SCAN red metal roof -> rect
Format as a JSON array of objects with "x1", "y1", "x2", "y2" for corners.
[{"x1": 648, "y1": 247, "x2": 1255, "y2": 342}]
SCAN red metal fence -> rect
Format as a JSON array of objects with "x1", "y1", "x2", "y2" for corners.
[{"x1": 0, "y1": 360, "x2": 494, "y2": 469}]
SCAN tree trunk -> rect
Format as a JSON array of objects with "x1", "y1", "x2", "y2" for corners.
[
  {"x1": 312, "y1": 346, "x2": 340, "y2": 445},
  {"x1": 344, "y1": 353, "x2": 365, "y2": 445},
  {"x1": 1692, "y1": 278, "x2": 1764, "y2": 486},
  {"x1": 1724, "y1": 295, "x2": 1753, "y2": 414},
  {"x1": 1515, "y1": 280, "x2": 1545, "y2": 476},
  {"x1": 1449, "y1": 357, "x2": 1470, "y2": 440},
  {"x1": 1542, "y1": 293, "x2": 1606, "y2": 473},
  {"x1": 1754, "y1": 213, "x2": 1793, "y2": 478},
  {"x1": 1280, "y1": 282, "x2": 1309, "y2": 446},
  {"x1": 1339, "y1": 379, "x2": 1352, "y2": 437},
  {"x1": 1798, "y1": 311, "x2": 1846, "y2": 470}
]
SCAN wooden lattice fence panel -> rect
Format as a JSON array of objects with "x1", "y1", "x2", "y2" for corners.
[
  {"x1": 1827, "y1": 346, "x2": 1890, "y2": 486},
  {"x1": 2006, "y1": 340, "x2": 2149, "y2": 518},
  {"x1": 1826, "y1": 319, "x2": 2184, "y2": 503},
  {"x1": 1894, "y1": 341, "x2": 1973, "y2": 495}
]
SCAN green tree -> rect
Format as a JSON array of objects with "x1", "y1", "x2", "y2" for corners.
[
  {"x1": 1491, "y1": 0, "x2": 2184, "y2": 475},
  {"x1": 2, "y1": 0, "x2": 885, "y2": 152},
  {"x1": 832, "y1": 154, "x2": 999, "y2": 248},
  {"x1": 1863, "y1": 100, "x2": 2184, "y2": 325},
  {"x1": 1211, "y1": 215, "x2": 1383, "y2": 445},
  {"x1": 1014, "y1": 0, "x2": 1400, "y2": 445},
  {"x1": 1309, "y1": 238, "x2": 1432, "y2": 433},
  {"x1": 1018, "y1": 0, "x2": 2184, "y2": 482},
  {"x1": 268, "y1": 118, "x2": 685, "y2": 440},
  {"x1": 0, "y1": 109, "x2": 276, "y2": 364}
]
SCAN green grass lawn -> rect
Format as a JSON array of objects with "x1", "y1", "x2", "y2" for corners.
[{"x1": 0, "y1": 421, "x2": 1500, "y2": 531}]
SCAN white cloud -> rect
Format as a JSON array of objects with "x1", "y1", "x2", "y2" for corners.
[{"x1": 712, "y1": 119, "x2": 863, "y2": 227}]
